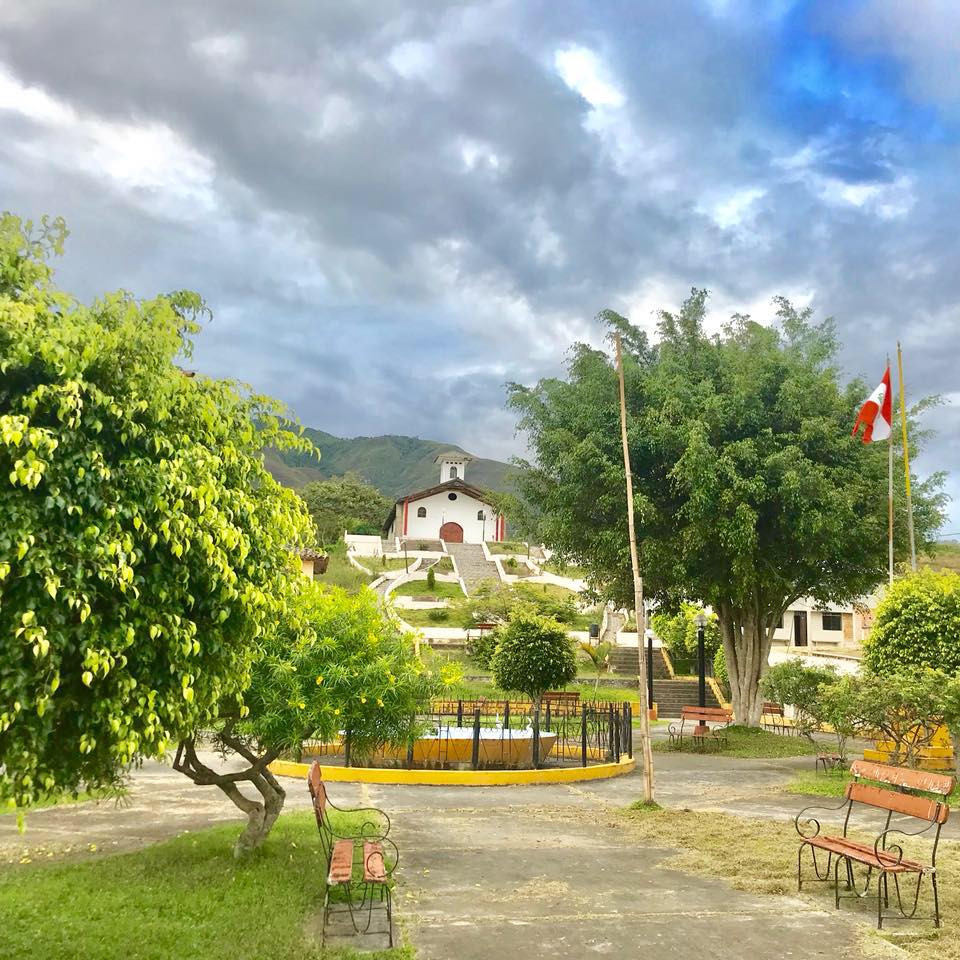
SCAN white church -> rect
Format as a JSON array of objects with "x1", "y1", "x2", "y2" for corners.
[{"x1": 382, "y1": 452, "x2": 507, "y2": 544}]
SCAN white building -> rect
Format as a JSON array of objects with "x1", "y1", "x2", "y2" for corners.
[
  {"x1": 382, "y1": 452, "x2": 506, "y2": 544},
  {"x1": 769, "y1": 592, "x2": 882, "y2": 659}
]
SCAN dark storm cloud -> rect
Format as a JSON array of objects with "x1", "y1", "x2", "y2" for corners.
[{"x1": 0, "y1": 0, "x2": 957, "y2": 525}]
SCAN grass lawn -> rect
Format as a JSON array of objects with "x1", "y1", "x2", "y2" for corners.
[
  {"x1": 653, "y1": 724, "x2": 816, "y2": 759},
  {"x1": 426, "y1": 556, "x2": 455, "y2": 574},
  {"x1": 484, "y1": 541, "x2": 528, "y2": 556},
  {"x1": 391, "y1": 579, "x2": 464, "y2": 600},
  {"x1": 0, "y1": 811, "x2": 409, "y2": 960},
  {"x1": 368, "y1": 556, "x2": 417, "y2": 573},
  {"x1": 319, "y1": 544, "x2": 374, "y2": 594},
  {"x1": 396, "y1": 606, "x2": 454, "y2": 628},
  {"x1": 619, "y1": 803, "x2": 959, "y2": 960},
  {"x1": 787, "y1": 767, "x2": 960, "y2": 808},
  {"x1": 541, "y1": 559, "x2": 582, "y2": 578}
]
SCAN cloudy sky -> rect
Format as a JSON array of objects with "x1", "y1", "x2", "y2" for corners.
[{"x1": 1, "y1": 1, "x2": 957, "y2": 531}]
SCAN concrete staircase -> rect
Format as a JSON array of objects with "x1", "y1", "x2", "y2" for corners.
[
  {"x1": 652, "y1": 678, "x2": 721, "y2": 717},
  {"x1": 608, "y1": 646, "x2": 671, "y2": 679},
  {"x1": 607, "y1": 647, "x2": 720, "y2": 717},
  {"x1": 445, "y1": 543, "x2": 500, "y2": 595}
]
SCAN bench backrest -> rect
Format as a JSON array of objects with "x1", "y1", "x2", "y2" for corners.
[
  {"x1": 680, "y1": 706, "x2": 733, "y2": 723},
  {"x1": 308, "y1": 761, "x2": 331, "y2": 832},
  {"x1": 850, "y1": 760, "x2": 955, "y2": 796},
  {"x1": 762, "y1": 701, "x2": 784, "y2": 717},
  {"x1": 847, "y1": 760, "x2": 955, "y2": 825},
  {"x1": 544, "y1": 691, "x2": 580, "y2": 701}
]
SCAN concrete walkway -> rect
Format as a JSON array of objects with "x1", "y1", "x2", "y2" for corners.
[{"x1": 0, "y1": 754, "x2": 910, "y2": 958}]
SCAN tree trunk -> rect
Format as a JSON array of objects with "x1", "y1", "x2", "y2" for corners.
[
  {"x1": 718, "y1": 603, "x2": 772, "y2": 727},
  {"x1": 173, "y1": 736, "x2": 287, "y2": 858},
  {"x1": 231, "y1": 776, "x2": 286, "y2": 858}
]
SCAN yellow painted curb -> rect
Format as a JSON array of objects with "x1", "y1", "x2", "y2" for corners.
[{"x1": 269, "y1": 754, "x2": 636, "y2": 786}]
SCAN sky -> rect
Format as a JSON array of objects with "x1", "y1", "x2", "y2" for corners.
[{"x1": 1, "y1": 0, "x2": 958, "y2": 532}]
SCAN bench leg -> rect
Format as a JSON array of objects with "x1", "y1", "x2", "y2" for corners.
[
  {"x1": 387, "y1": 884, "x2": 394, "y2": 947},
  {"x1": 933, "y1": 871, "x2": 941, "y2": 929}
]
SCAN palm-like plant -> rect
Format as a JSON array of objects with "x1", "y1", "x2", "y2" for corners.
[{"x1": 579, "y1": 641, "x2": 612, "y2": 695}]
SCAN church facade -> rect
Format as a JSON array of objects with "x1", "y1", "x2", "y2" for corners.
[{"x1": 382, "y1": 452, "x2": 506, "y2": 544}]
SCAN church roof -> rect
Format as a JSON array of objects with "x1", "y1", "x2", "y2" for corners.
[
  {"x1": 398, "y1": 477, "x2": 495, "y2": 506},
  {"x1": 434, "y1": 450, "x2": 474, "y2": 463}
]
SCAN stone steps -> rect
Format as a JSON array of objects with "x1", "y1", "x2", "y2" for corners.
[
  {"x1": 445, "y1": 543, "x2": 501, "y2": 595},
  {"x1": 608, "y1": 646, "x2": 671, "y2": 679}
]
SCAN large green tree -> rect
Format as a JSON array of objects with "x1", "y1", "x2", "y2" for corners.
[
  {"x1": 509, "y1": 291, "x2": 944, "y2": 724},
  {"x1": 300, "y1": 472, "x2": 392, "y2": 543},
  {"x1": 0, "y1": 213, "x2": 314, "y2": 808}
]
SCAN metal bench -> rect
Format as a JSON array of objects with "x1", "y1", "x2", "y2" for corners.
[
  {"x1": 668, "y1": 706, "x2": 734, "y2": 751},
  {"x1": 761, "y1": 701, "x2": 788, "y2": 735},
  {"x1": 543, "y1": 691, "x2": 580, "y2": 716},
  {"x1": 795, "y1": 759, "x2": 955, "y2": 928},
  {"x1": 308, "y1": 762, "x2": 398, "y2": 946}
]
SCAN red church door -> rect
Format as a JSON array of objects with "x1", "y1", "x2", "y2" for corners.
[{"x1": 439, "y1": 521, "x2": 463, "y2": 543}]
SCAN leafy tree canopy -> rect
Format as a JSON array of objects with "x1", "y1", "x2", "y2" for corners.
[
  {"x1": 175, "y1": 582, "x2": 454, "y2": 855},
  {"x1": 509, "y1": 290, "x2": 945, "y2": 723},
  {"x1": 651, "y1": 604, "x2": 720, "y2": 659},
  {"x1": 863, "y1": 569, "x2": 960, "y2": 675},
  {"x1": 0, "y1": 213, "x2": 314, "y2": 808},
  {"x1": 490, "y1": 607, "x2": 578, "y2": 705},
  {"x1": 300, "y1": 472, "x2": 392, "y2": 543}
]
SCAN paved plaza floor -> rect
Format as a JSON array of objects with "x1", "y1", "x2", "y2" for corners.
[{"x1": 0, "y1": 751, "x2": 919, "y2": 958}]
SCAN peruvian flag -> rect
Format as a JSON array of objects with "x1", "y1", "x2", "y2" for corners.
[{"x1": 852, "y1": 366, "x2": 892, "y2": 443}]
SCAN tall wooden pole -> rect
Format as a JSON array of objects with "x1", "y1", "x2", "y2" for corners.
[
  {"x1": 887, "y1": 355, "x2": 894, "y2": 586},
  {"x1": 897, "y1": 343, "x2": 918, "y2": 572},
  {"x1": 615, "y1": 334, "x2": 655, "y2": 803}
]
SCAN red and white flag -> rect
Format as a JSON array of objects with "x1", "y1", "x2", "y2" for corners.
[{"x1": 852, "y1": 366, "x2": 892, "y2": 443}]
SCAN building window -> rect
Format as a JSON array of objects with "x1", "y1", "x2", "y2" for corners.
[
  {"x1": 822, "y1": 611, "x2": 842, "y2": 631},
  {"x1": 776, "y1": 614, "x2": 783, "y2": 630},
  {"x1": 477, "y1": 510, "x2": 485, "y2": 520},
  {"x1": 416, "y1": 506, "x2": 426, "y2": 518},
  {"x1": 450, "y1": 466, "x2": 458, "y2": 479},
  {"x1": 448, "y1": 492, "x2": 458, "y2": 501}
]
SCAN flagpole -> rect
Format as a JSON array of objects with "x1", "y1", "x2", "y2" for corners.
[
  {"x1": 897, "y1": 342, "x2": 918, "y2": 572},
  {"x1": 887, "y1": 354, "x2": 894, "y2": 586}
]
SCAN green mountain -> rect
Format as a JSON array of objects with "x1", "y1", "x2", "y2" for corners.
[{"x1": 265, "y1": 427, "x2": 520, "y2": 500}]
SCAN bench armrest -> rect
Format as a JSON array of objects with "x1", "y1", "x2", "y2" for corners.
[
  {"x1": 873, "y1": 822, "x2": 937, "y2": 867},
  {"x1": 327, "y1": 801, "x2": 392, "y2": 839},
  {"x1": 365, "y1": 836, "x2": 400, "y2": 879},
  {"x1": 794, "y1": 798, "x2": 849, "y2": 840}
]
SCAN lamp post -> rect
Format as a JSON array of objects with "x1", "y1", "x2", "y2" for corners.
[
  {"x1": 645, "y1": 628, "x2": 655, "y2": 713},
  {"x1": 695, "y1": 612, "x2": 707, "y2": 708}
]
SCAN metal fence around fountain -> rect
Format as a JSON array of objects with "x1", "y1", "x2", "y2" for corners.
[
  {"x1": 300, "y1": 698, "x2": 633, "y2": 771},
  {"x1": 410, "y1": 698, "x2": 632, "y2": 770}
]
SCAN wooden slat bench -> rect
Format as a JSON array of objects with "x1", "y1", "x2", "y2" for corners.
[
  {"x1": 308, "y1": 762, "x2": 398, "y2": 945},
  {"x1": 668, "y1": 706, "x2": 734, "y2": 751},
  {"x1": 761, "y1": 701, "x2": 788, "y2": 735},
  {"x1": 543, "y1": 691, "x2": 580, "y2": 715},
  {"x1": 795, "y1": 759, "x2": 955, "y2": 928}
]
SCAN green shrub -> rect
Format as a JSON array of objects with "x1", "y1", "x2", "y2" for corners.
[
  {"x1": 713, "y1": 646, "x2": 728, "y2": 685},
  {"x1": 426, "y1": 566, "x2": 436, "y2": 590},
  {"x1": 467, "y1": 629, "x2": 499, "y2": 669},
  {"x1": 760, "y1": 660, "x2": 837, "y2": 742},
  {"x1": 427, "y1": 607, "x2": 449, "y2": 623},
  {"x1": 651, "y1": 604, "x2": 720, "y2": 659},
  {"x1": 863, "y1": 569, "x2": 960, "y2": 674},
  {"x1": 490, "y1": 607, "x2": 578, "y2": 706}
]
